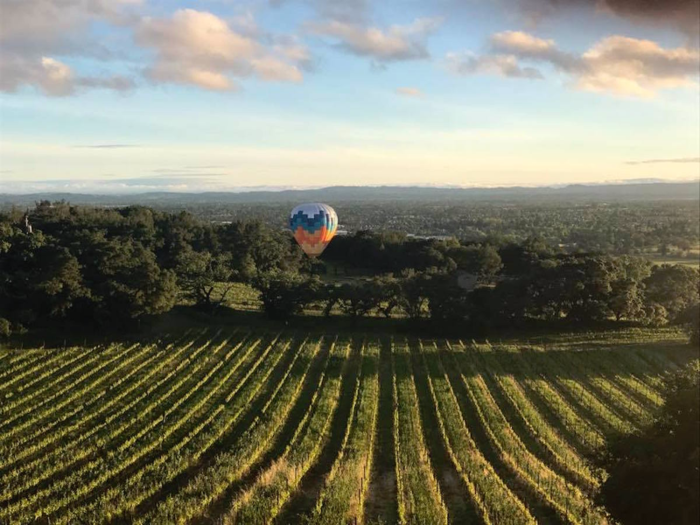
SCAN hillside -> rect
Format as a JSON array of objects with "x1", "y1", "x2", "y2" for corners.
[
  {"x1": 0, "y1": 327, "x2": 693, "y2": 524},
  {"x1": 2, "y1": 181, "x2": 699, "y2": 207}
]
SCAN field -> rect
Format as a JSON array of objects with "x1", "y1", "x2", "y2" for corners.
[
  {"x1": 0, "y1": 328, "x2": 694, "y2": 524},
  {"x1": 647, "y1": 256, "x2": 700, "y2": 268}
]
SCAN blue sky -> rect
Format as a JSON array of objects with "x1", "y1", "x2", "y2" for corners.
[{"x1": 0, "y1": 0, "x2": 698, "y2": 193}]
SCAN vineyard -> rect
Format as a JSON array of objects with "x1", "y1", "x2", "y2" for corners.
[{"x1": 0, "y1": 328, "x2": 693, "y2": 524}]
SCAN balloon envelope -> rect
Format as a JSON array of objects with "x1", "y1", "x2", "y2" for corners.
[{"x1": 289, "y1": 203, "x2": 338, "y2": 258}]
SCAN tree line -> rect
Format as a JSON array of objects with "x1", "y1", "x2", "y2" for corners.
[
  {"x1": 172, "y1": 200, "x2": 700, "y2": 257},
  {"x1": 0, "y1": 202, "x2": 698, "y2": 339},
  {"x1": 0, "y1": 202, "x2": 302, "y2": 335}
]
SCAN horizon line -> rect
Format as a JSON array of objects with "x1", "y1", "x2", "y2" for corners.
[{"x1": 1, "y1": 178, "x2": 699, "y2": 197}]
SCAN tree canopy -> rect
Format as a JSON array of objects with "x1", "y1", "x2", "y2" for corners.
[
  {"x1": 1, "y1": 202, "x2": 698, "y2": 337},
  {"x1": 594, "y1": 362, "x2": 700, "y2": 525}
]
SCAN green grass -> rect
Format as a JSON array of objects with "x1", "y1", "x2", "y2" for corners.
[{"x1": 220, "y1": 282, "x2": 262, "y2": 311}]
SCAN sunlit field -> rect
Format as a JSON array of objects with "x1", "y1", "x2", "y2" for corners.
[{"x1": 0, "y1": 328, "x2": 693, "y2": 524}]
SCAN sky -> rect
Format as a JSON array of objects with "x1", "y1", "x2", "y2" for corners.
[{"x1": 0, "y1": 0, "x2": 699, "y2": 193}]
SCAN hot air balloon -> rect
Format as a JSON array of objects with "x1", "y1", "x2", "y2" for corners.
[{"x1": 289, "y1": 203, "x2": 338, "y2": 258}]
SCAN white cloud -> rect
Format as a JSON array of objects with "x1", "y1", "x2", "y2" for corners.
[
  {"x1": 0, "y1": 0, "x2": 139, "y2": 47},
  {"x1": 626, "y1": 157, "x2": 700, "y2": 165},
  {"x1": 578, "y1": 36, "x2": 699, "y2": 97},
  {"x1": 446, "y1": 51, "x2": 544, "y2": 79},
  {"x1": 449, "y1": 31, "x2": 700, "y2": 97},
  {"x1": 136, "y1": 9, "x2": 306, "y2": 90},
  {"x1": 250, "y1": 56, "x2": 304, "y2": 82},
  {"x1": 39, "y1": 57, "x2": 74, "y2": 95},
  {"x1": 0, "y1": 54, "x2": 134, "y2": 96},
  {"x1": 0, "y1": 2, "x2": 304, "y2": 95},
  {"x1": 308, "y1": 17, "x2": 442, "y2": 62},
  {"x1": 0, "y1": 55, "x2": 69, "y2": 96},
  {"x1": 271, "y1": 35, "x2": 314, "y2": 70},
  {"x1": 0, "y1": 0, "x2": 139, "y2": 96},
  {"x1": 489, "y1": 31, "x2": 581, "y2": 71},
  {"x1": 396, "y1": 87, "x2": 425, "y2": 97},
  {"x1": 491, "y1": 31, "x2": 555, "y2": 55}
]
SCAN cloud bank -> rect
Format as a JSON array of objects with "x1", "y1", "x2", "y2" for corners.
[
  {"x1": 0, "y1": 2, "x2": 309, "y2": 95},
  {"x1": 511, "y1": 0, "x2": 699, "y2": 35},
  {"x1": 0, "y1": 0, "x2": 137, "y2": 96},
  {"x1": 1, "y1": 0, "x2": 698, "y2": 97},
  {"x1": 136, "y1": 9, "x2": 308, "y2": 90},
  {"x1": 448, "y1": 30, "x2": 700, "y2": 97}
]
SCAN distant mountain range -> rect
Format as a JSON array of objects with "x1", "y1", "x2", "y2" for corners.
[{"x1": 1, "y1": 181, "x2": 698, "y2": 206}]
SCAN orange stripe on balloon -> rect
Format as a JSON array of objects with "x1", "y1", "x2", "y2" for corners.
[
  {"x1": 295, "y1": 226, "x2": 328, "y2": 245},
  {"x1": 323, "y1": 226, "x2": 337, "y2": 243},
  {"x1": 293, "y1": 225, "x2": 335, "y2": 257}
]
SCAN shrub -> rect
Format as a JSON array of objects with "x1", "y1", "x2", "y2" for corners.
[{"x1": 0, "y1": 318, "x2": 11, "y2": 338}]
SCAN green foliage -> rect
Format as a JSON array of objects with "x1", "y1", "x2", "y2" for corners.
[
  {"x1": 2, "y1": 202, "x2": 698, "y2": 336},
  {"x1": 252, "y1": 271, "x2": 321, "y2": 320},
  {"x1": 373, "y1": 275, "x2": 402, "y2": 318},
  {"x1": 398, "y1": 271, "x2": 432, "y2": 320},
  {"x1": 176, "y1": 250, "x2": 234, "y2": 311},
  {"x1": 0, "y1": 226, "x2": 87, "y2": 323},
  {"x1": 0, "y1": 203, "x2": 299, "y2": 331},
  {"x1": 424, "y1": 273, "x2": 469, "y2": 325},
  {"x1": 333, "y1": 282, "x2": 381, "y2": 318},
  {"x1": 490, "y1": 254, "x2": 696, "y2": 329},
  {"x1": 645, "y1": 265, "x2": 700, "y2": 322},
  {"x1": 606, "y1": 256, "x2": 652, "y2": 322},
  {"x1": 594, "y1": 362, "x2": 700, "y2": 525},
  {"x1": 677, "y1": 303, "x2": 700, "y2": 347},
  {"x1": 0, "y1": 318, "x2": 10, "y2": 338},
  {"x1": 219, "y1": 220, "x2": 301, "y2": 278},
  {"x1": 642, "y1": 302, "x2": 668, "y2": 328},
  {"x1": 448, "y1": 244, "x2": 503, "y2": 277},
  {"x1": 87, "y1": 238, "x2": 178, "y2": 323}
]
